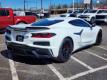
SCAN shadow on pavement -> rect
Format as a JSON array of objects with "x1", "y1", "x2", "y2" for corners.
[
  {"x1": 72, "y1": 45, "x2": 92, "y2": 54},
  {"x1": 1, "y1": 50, "x2": 54, "y2": 65},
  {"x1": 1, "y1": 45, "x2": 94, "y2": 65}
]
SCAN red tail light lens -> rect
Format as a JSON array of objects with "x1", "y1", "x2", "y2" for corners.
[{"x1": 32, "y1": 33, "x2": 56, "y2": 38}]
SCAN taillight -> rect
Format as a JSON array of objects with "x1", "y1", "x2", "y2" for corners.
[{"x1": 32, "y1": 33, "x2": 56, "y2": 38}]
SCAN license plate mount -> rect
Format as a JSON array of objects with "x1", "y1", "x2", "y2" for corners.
[{"x1": 16, "y1": 35, "x2": 24, "y2": 42}]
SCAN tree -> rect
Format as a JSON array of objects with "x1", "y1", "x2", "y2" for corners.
[
  {"x1": 56, "y1": 4, "x2": 62, "y2": 9},
  {"x1": 49, "y1": 5, "x2": 54, "y2": 9},
  {"x1": 62, "y1": 4, "x2": 68, "y2": 8}
]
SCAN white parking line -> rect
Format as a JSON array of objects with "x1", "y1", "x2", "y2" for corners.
[
  {"x1": 85, "y1": 50, "x2": 107, "y2": 61},
  {"x1": 71, "y1": 56, "x2": 93, "y2": 70},
  {"x1": 66, "y1": 65, "x2": 107, "y2": 80},
  {"x1": 0, "y1": 43, "x2": 5, "y2": 46},
  {"x1": 47, "y1": 64, "x2": 65, "y2": 80},
  {"x1": 8, "y1": 52, "x2": 19, "y2": 80},
  {"x1": 16, "y1": 69, "x2": 46, "y2": 75},
  {"x1": 97, "y1": 46, "x2": 107, "y2": 51},
  {"x1": 0, "y1": 67, "x2": 9, "y2": 71}
]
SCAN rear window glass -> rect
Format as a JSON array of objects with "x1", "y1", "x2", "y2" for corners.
[
  {"x1": 32, "y1": 19, "x2": 63, "y2": 26},
  {"x1": 0, "y1": 10, "x2": 9, "y2": 16}
]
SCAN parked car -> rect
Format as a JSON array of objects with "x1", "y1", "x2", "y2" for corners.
[
  {"x1": 37, "y1": 13, "x2": 50, "y2": 19},
  {"x1": 5, "y1": 17, "x2": 102, "y2": 62},
  {"x1": 76, "y1": 9, "x2": 91, "y2": 17},
  {"x1": 78, "y1": 9, "x2": 100, "y2": 23},
  {"x1": 0, "y1": 8, "x2": 36, "y2": 31},
  {"x1": 96, "y1": 9, "x2": 107, "y2": 23},
  {"x1": 60, "y1": 10, "x2": 84, "y2": 17},
  {"x1": 60, "y1": 10, "x2": 89, "y2": 18},
  {"x1": 24, "y1": 11, "x2": 39, "y2": 18},
  {"x1": 14, "y1": 11, "x2": 39, "y2": 18},
  {"x1": 60, "y1": 13, "x2": 76, "y2": 17},
  {"x1": 37, "y1": 9, "x2": 50, "y2": 18}
]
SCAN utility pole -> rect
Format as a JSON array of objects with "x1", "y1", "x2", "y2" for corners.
[
  {"x1": 49, "y1": 0, "x2": 51, "y2": 9},
  {"x1": 49, "y1": 0, "x2": 51, "y2": 14},
  {"x1": 73, "y1": 0, "x2": 75, "y2": 11},
  {"x1": 40, "y1": 0, "x2": 43, "y2": 18},
  {"x1": 90, "y1": 0, "x2": 93, "y2": 9},
  {"x1": 0, "y1": 1, "x2": 1, "y2": 8},
  {"x1": 77, "y1": 0, "x2": 78, "y2": 9},
  {"x1": 24, "y1": 0, "x2": 26, "y2": 11},
  {"x1": 41, "y1": 0, "x2": 43, "y2": 10},
  {"x1": 36, "y1": 0, "x2": 37, "y2": 10}
]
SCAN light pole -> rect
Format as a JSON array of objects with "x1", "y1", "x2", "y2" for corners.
[
  {"x1": 40, "y1": 0, "x2": 43, "y2": 18},
  {"x1": 0, "y1": 1, "x2": 1, "y2": 8},
  {"x1": 90, "y1": 0, "x2": 93, "y2": 9},
  {"x1": 24, "y1": 0, "x2": 26, "y2": 11},
  {"x1": 97, "y1": 0, "x2": 100, "y2": 8},
  {"x1": 41, "y1": 0, "x2": 43, "y2": 10},
  {"x1": 49, "y1": 0, "x2": 51, "y2": 9},
  {"x1": 73, "y1": 0, "x2": 74, "y2": 11},
  {"x1": 77, "y1": 0, "x2": 78, "y2": 9},
  {"x1": 36, "y1": 0, "x2": 37, "y2": 10},
  {"x1": 49, "y1": 0, "x2": 51, "y2": 14}
]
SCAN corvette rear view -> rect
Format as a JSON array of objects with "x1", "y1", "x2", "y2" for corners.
[{"x1": 5, "y1": 17, "x2": 102, "y2": 62}]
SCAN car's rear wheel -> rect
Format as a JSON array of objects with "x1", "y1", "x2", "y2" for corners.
[
  {"x1": 7, "y1": 45, "x2": 13, "y2": 51},
  {"x1": 55, "y1": 38, "x2": 73, "y2": 63},
  {"x1": 95, "y1": 30, "x2": 102, "y2": 45}
]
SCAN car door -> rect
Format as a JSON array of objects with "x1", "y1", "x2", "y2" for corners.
[
  {"x1": 0, "y1": 9, "x2": 13, "y2": 29},
  {"x1": 69, "y1": 19, "x2": 95, "y2": 46},
  {"x1": 81, "y1": 21, "x2": 94, "y2": 45},
  {"x1": 77, "y1": 20, "x2": 95, "y2": 46}
]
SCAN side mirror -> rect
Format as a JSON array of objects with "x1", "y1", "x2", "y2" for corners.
[
  {"x1": 91, "y1": 23, "x2": 96, "y2": 27},
  {"x1": 90, "y1": 23, "x2": 96, "y2": 30}
]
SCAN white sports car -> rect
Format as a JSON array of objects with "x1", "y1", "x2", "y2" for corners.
[{"x1": 5, "y1": 17, "x2": 102, "y2": 62}]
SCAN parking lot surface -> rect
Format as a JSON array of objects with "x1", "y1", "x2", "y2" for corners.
[{"x1": 0, "y1": 25, "x2": 107, "y2": 80}]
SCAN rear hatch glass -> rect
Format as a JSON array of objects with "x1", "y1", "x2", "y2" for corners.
[{"x1": 31, "y1": 19, "x2": 63, "y2": 26}]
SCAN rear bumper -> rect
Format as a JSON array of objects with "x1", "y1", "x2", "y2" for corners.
[{"x1": 6, "y1": 42, "x2": 53, "y2": 58}]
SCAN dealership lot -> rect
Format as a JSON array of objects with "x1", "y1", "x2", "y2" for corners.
[{"x1": 0, "y1": 25, "x2": 107, "y2": 80}]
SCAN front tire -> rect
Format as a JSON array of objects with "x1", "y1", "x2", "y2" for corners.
[
  {"x1": 95, "y1": 30, "x2": 102, "y2": 45},
  {"x1": 90, "y1": 17, "x2": 95, "y2": 24},
  {"x1": 54, "y1": 38, "x2": 73, "y2": 63}
]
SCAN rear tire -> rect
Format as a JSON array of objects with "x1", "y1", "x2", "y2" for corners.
[
  {"x1": 7, "y1": 45, "x2": 13, "y2": 51},
  {"x1": 95, "y1": 30, "x2": 102, "y2": 45},
  {"x1": 54, "y1": 38, "x2": 73, "y2": 63}
]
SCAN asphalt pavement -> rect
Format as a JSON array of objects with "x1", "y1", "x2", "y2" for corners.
[{"x1": 0, "y1": 25, "x2": 107, "y2": 80}]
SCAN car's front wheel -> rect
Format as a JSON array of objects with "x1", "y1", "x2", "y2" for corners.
[
  {"x1": 55, "y1": 38, "x2": 73, "y2": 63},
  {"x1": 95, "y1": 30, "x2": 102, "y2": 45}
]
